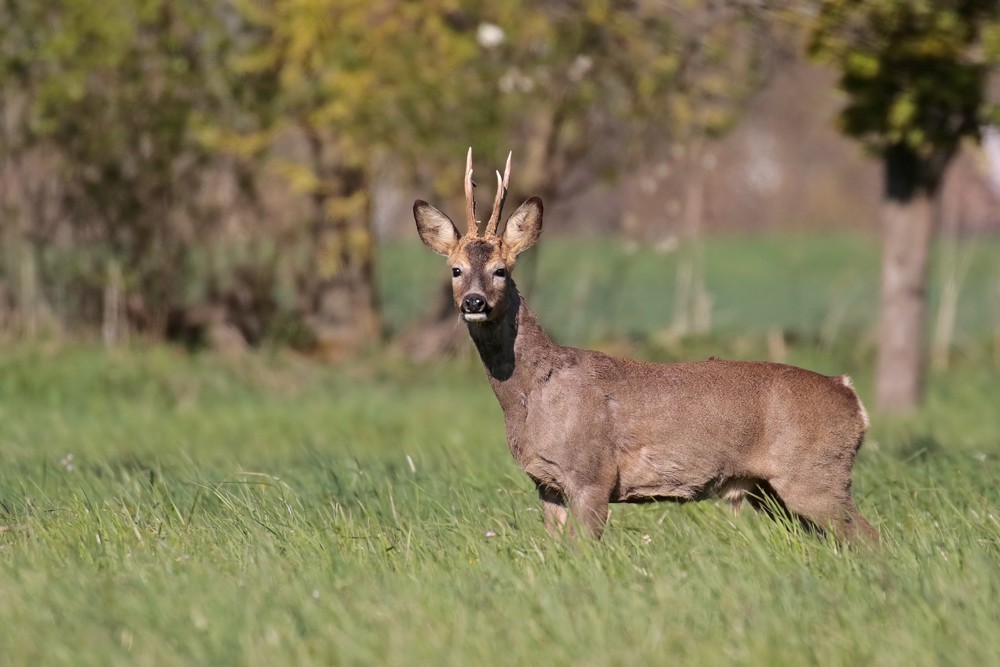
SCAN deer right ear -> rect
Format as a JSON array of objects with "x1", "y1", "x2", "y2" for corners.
[{"x1": 414, "y1": 200, "x2": 461, "y2": 256}]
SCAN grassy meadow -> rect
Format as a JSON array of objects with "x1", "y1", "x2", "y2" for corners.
[{"x1": 2, "y1": 234, "x2": 1000, "y2": 666}]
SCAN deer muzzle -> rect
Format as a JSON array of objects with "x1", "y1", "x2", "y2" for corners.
[{"x1": 461, "y1": 294, "x2": 489, "y2": 322}]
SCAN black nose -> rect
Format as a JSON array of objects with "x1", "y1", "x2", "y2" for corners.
[{"x1": 461, "y1": 294, "x2": 487, "y2": 313}]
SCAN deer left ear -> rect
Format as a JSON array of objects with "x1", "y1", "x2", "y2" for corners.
[
  {"x1": 414, "y1": 200, "x2": 461, "y2": 256},
  {"x1": 502, "y1": 197, "x2": 543, "y2": 258}
]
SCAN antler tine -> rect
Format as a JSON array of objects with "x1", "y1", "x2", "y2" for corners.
[
  {"x1": 464, "y1": 147, "x2": 478, "y2": 236},
  {"x1": 485, "y1": 150, "x2": 512, "y2": 236}
]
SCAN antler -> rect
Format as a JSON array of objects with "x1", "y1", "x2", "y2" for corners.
[
  {"x1": 484, "y1": 151, "x2": 512, "y2": 236},
  {"x1": 464, "y1": 147, "x2": 477, "y2": 236}
]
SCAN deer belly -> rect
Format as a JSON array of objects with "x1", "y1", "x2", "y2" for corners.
[{"x1": 614, "y1": 448, "x2": 724, "y2": 503}]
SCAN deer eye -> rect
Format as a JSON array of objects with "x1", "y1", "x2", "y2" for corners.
[
  {"x1": 452, "y1": 267, "x2": 462, "y2": 278},
  {"x1": 494, "y1": 267, "x2": 507, "y2": 278}
]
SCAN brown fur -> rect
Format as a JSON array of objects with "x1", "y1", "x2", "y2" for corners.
[{"x1": 413, "y1": 156, "x2": 878, "y2": 544}]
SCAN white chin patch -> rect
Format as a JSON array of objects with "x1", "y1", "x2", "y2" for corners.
[{"x1": 463, "y1": 313, "x2": 488, "y2": 322}]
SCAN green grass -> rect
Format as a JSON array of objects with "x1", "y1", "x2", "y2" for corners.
[
  {"x1": 2, "y1": 345, "x2": 999, "y2": 666},
  {"x1": 380, "y1": 232, "x2": 1000, "y2": 346},
  {"x1": 2, "y1": 233, "x2": 1000, "y2": 665}
]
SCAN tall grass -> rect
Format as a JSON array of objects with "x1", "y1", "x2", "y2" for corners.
[{"x1": 1, "y1": 346, "x2": 999, "y2": 666}]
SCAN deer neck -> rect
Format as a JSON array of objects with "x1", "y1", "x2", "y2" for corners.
[{"x1": 467, "y1": 283, "x2": 559, "y2": 409}]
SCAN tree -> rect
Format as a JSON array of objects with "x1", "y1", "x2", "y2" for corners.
[
  {"x1": 223, "y1": 0, "x2": 705, "y2": 358},
  {"x1": 0, "y1": 0, "x2": 244, "y2": 341},
  {"x1": 222, "y1": 0, "x2": 507, "y2": 358},
  {"x1": 809, "y1": 0, "x2": 1000, "y2": 413}
]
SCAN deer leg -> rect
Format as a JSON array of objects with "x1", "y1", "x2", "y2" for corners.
[
  {"x1": 843, "y1": 504, "x2": 880, "y2": 545},
  {"x1": 537, "y1": 484, "x2": 568, "y2": 536},
  {"x1": 770, "y1": 478, "x2": 879, "y2": 545},
  {"x1": 566, "y1": 486, "x2": 610, "y2": 540}
]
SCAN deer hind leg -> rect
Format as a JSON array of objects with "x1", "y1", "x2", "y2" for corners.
[
  {"x1": 768, "y1": 477, "x2": 879, "y2": 545},
  {"x1": 842, "y1": 503, "x2": 880, "y2": 544}
]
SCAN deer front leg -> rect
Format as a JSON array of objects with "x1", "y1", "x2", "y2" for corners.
[
  {"x1": 567, "y1": 486, "x2": 610, "y2": 540},
  {"x1": 537, "y1": 484, "x2": 568, "y2": 536}
]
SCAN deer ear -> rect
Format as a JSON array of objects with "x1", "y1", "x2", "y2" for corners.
[
  {"x1": 414, "y1": 200, "x2": 460, "y2": 256},
  {"x1": 502, "y1": 196, "x2": 543, "y2": 258}
]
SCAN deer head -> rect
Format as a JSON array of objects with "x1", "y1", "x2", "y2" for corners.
[{"x1": 414, "y1": 148, "x2": 543, "y2": 323}]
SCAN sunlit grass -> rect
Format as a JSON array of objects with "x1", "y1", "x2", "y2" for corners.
[{"x1": 1, "y1": 342, "x2": 999, "y2": 666}]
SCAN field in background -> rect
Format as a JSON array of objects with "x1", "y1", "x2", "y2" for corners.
[
  {"x1": 2, "y1": 234, "x2": 1000, "y2": 665},
  {"x1": 381, "y1": 232, "x2": 1000, "y2": 349}
]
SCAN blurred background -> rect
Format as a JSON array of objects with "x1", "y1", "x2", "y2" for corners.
[{"x1": 1, "y1": 0, "x2": 999, "y2": 413}]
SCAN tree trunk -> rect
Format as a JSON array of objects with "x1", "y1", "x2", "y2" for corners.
[
  {"x1": 310, "y1": 174, "x2": 380, "y2": 360},
  {"x1": 875, "y1": 147, "x2": 938, "y2": 414},
  {"x1": 671, "y1": 140, "x2": 713, "y2": 338},
  {"x1": 303, "y1": 131, "x2": 381, "y2": 360}
]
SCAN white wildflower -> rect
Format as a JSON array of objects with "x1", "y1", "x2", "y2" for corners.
[{"x1": 477, "y1": 23, "x2": 505, "y2": 49}]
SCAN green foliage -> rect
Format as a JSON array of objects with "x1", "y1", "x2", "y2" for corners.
[
  {"x1": 0, "y1": 0, "x2": 247, "y2": 330},
  {"x1": 222, "y1": 0, "x2": 762, "y2": 197},
  {"x1": 808, "y1": 0, "x2": 1000, "y2": 175},
  {"x1": 18, "y1": 0, "x2": 217, "y2": 211},
  {"x1": 225, "y1": 0, "x2": 477, "y2": 158},
  {"x1": 469, "y1": 0, "x2": 762, "y2": 193}
]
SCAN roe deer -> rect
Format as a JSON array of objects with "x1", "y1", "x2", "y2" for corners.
[{"x1": 413, "y1": 149, "x2": 878, "y2": 543}]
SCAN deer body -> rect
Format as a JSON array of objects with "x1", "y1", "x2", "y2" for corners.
[{"x1": 415, "y1": 149, "x2": 877, "y2": 542}]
